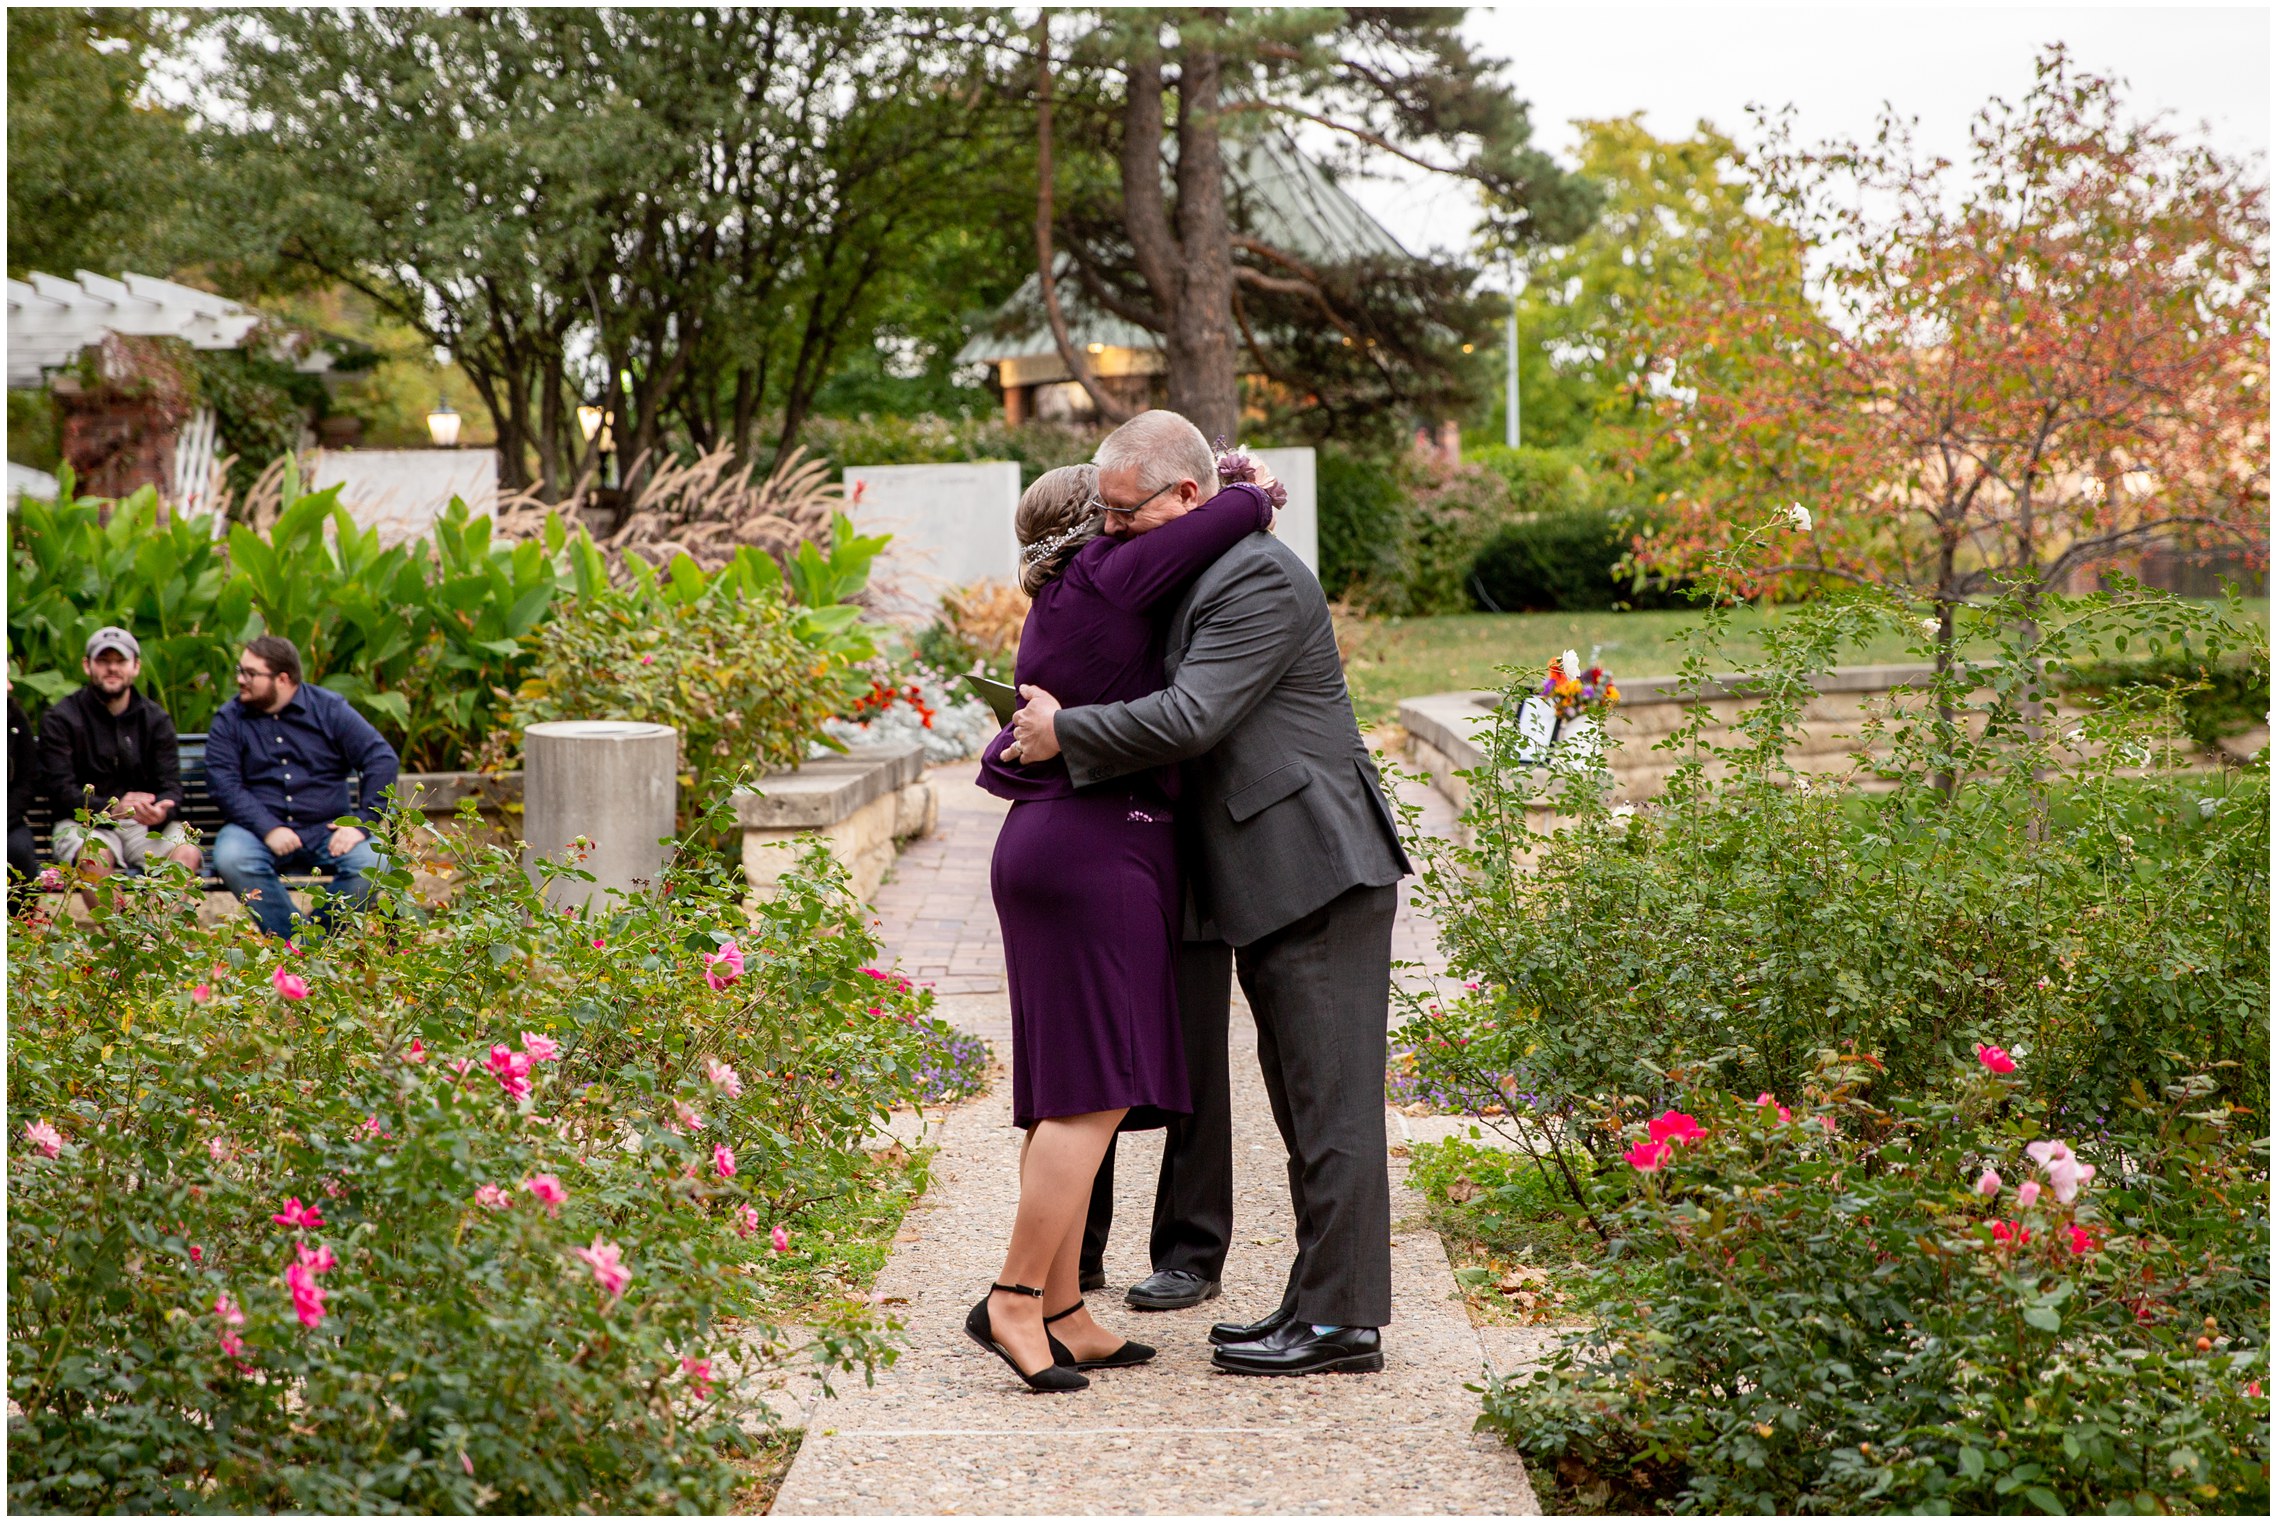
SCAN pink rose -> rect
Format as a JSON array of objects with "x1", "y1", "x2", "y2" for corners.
[
  {"x1": 1755, "y1": 1093, "x2": 1792, "y2": 1123},
  {"x1": 2025, "y1": 1139, "x2": 2096, "y2": 1204},
  {"x1": 208, "y1": 1136, "x2": 228, "y2": 1162},
  {"x1": 473, "y1": 1183, "x2": 512, "y2": 1211},
  {"x1": 271, "y1": 966, "x2": 310, "y2": 1000},
  {"x1": 671, "y1": 1100, "x2": 703, "y2": 1134},
  {"x1": 703, "y1": 939, "x2": 745, "y2": 990},
  {"x1": 682, "y1": 1355, "x2": 715, "y2": 1401},
  {"x1": 23, "y1": 1119, "x2": 62, "y2": 1158},
  {"x1": 403, "y1": 1039, "x2": 427, "y2": 1064},
  {"x1": 271, "y1": 1197, "x2": 325, "y2": 1231},
  {"x1": 485, "y1": 1044, "x2": 534, "y2": 1100},
  {"x1": 571, "y1": 1237, "x2": 632, "y2": 1301},
  {"x1": 2016, "y1": 1179, "x2": 2042, "y2": 1208},
  {"x1": 1976, "y1": 1044, "x2": 2017, "y2": 1074},
  {"x1": 1624, "y1": 1141, "x2": 1671, "y2": 1173},
  {"x1": 713, "y1": 1144, "x2": 736, "y2": 1179},
  {"x1": 191, "y1": 982, "x2": 212, "y2": 1003},
  {"x1": 704, "y1": 1058, "x2": 744, "y2": 1098},
  {"x1": 734, "y1": 1205, "x2": 760, "y2": 1239},
  {"x1": 591, "y1": 937, "x2": 607, "y2": 949},
  {"x1": 1976, "y1": 1168, "x2": 2002, "y2": 1197},
  {"x1": 520, "y1": 1032, "x2": 560, "y2": 1063},
  {"x1": 524, "y1": 1174, "x2": 567, "y2": 1215},
  {"x1": 189, "y1": 1244, "x2": 204, "y2": 1263},
  {"x1": 1647, "y1": 1111, "x2": 1705, "y2": 1146},
  {"x1": 770, "y1": 1223, "x2": 790, "y2": 1253}
]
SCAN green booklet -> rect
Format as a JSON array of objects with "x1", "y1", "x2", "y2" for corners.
[{"x1": 961, "y1": 673, "x2": 1019, "y2": 726}]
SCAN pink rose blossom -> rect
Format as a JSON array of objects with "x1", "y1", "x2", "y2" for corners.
[
  {"x1": 284, "y1": 1243, "x2": 334, "y2": 1327},
  {"x1": 770, "y1": 1223, "x2": 790, "y2": 1253},
  {"x1": 703, "y1": 939, "x2": 745, "y2": 990},
  {"x1": 322, "y1": 1177, "x2": 347, "y2": 1198},
  {"x1": 192, "y1": 982, "x2": 212, "y2": 1003},
  {"x1": 2067, "y1": 1224, "x2": 2100, "y2": 1256},
  {"x1": 473, "y1": 1183, "x2": 512, "y2": 1211},
  {"x1": 670, "y1": 1100, "x2": 703, "y2": 1134},
  {"x1": 485, "y1": 1044, "x2": 534, "y2": 1100},
  {"x1": 520, "y1": 1032, "x2": 561, "y2": 1062},
  {"x1": 189, "y1": 1244, "x2": 204, "y2": 1263},
  {"x1": 207, "y1": 1136, "x2": 229, "y2": 1162},
  {"x1": 1976, "y1": 1168, "x2": 2002, "y2": 1197},
  {"x1": 1820, "y1": 1115, "x2": 1838, "y2": 1135},
  {"x1": 271, "y1": 966, "x2": 310, "y2": 1000},
  {"x1": 1647, "y1": 1111, "x2": 1705, "y2": 1146},
  {"x1": 682, "y1": 1355, "x2": 715, "y2": 1401},
  {"x1": 295, "y1": 1242, "x2": 338, "y2": 1274},
  {"x1": 37, "y1": 866, "x2": 64, "y2": 890},
  {"x1": 357, "y1": 1115, "x2": 386, "y2": 1140},
  {"x1": 271, "y1": 1197, "x2": 325, "y2": 1230},
  {"x1": 1755, "y1": 1093, "x2": 1792, "y2": 1123},
  {"x1": 713, "y1": 1144, "x2": 736, "y2": 1179},
  {"x1": 462, "y1": 1453, "x2": 474, "y2": 1476},
  {"x1": 704, "y1": 1058, "x2": 744, "y2": 1098},
  {"x1": 2025, "y1": 1138, "x2": 2096, "y2": 1204},
  {"x1": 24, "y1": 1119, "x2": 63, "y2": 1158},
  {"x1": 591, "y1": 937, "x2": 607, "y2": 949},
  {"x1": 216, "y1": 1292, "x2": 246, "y2": 1329},
  {"x1": 404, "y1": 1039, "x2": 427, "y2": 1064},
  {"x1": 2016, "y1": 1179, "x2": 2042, "y2": 1208},
  {"x1": 2248, "y1": 1380, "x2": 2263, "y2": 1399},
  {"x1": 734, "y1": 1205, "x2": 760, "y2": 1238},
  {"x1": 572, "y1": 1236, "x2": 632, "y2": 1301},
  {"x1": 1624, "y1": 1141, "x2": 1671, "y2": 1173},
  {"x1": 524, "y1": 1174, "x2": 567, "y2": 1215},
  {"x1": 1976, "y1": 1044, "x2": 2017, "y2": 1074},
  {"x1": 1990, "y1": 1219, "x2": 2031, "y2": 1247},
  {"x1": 447, "y1": 1057, "x2": 473, "y2": 1082}
]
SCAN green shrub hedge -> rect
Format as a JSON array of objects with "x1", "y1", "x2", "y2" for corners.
[{"x1": 7, "y1": 800, "x2": 966, "y2": 1511}]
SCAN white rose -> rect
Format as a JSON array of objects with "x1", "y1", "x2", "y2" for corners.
[{"x1": 1787, "y1": 501, "x2": 1814, "y2": 533}]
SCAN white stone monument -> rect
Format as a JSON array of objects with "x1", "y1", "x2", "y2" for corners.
[
  {"x1": 1250, "y1": 446, "x2": 1318, "y2": 579},
  {"x1": 843, "y1": 461, "x2": 1023, "y2": 617},
  {"x1": 521, "y1": 720, "x2": 678, "y2": 913}
]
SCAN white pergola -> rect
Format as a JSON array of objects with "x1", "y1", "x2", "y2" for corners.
[{"x1": 6, "y1": 270, "x2": 263, "y2": 389}]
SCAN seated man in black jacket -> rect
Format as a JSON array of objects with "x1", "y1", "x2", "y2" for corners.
[
  {"x1": 205, "y1": 634, "x2": 399, "y2": 939},
  {"x1": 9, "y1": 683, "x2": 39, "y2": 889},
  {"x1": 36, "y1": 627, "x2": 204, "y2": 887}
]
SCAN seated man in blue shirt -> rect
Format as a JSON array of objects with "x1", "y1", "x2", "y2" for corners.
[{"x1": 205, "y1": 635, "x2": 400, "y2": 939}]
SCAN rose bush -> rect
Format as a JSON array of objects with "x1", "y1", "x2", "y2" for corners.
[
  {"x1": 1485, "y1": 1050, "x2": 2269, "y2": 1514},
  {"x1": 7, "y1": 798, "x2": 979, "y2": 1511}
]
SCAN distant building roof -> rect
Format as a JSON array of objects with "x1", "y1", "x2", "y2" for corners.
[
  {"x1": 7, "y1": 271, "x2": 263, "y2": 388},
  {"x1": 958, "y1": 130, "x2": 1409, "y2": 368}
]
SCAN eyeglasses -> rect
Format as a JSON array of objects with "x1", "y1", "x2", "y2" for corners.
[
  {"x1": 235, "y1": 665, "x2": 274, "y2": 681},
  {"x1": 1088, "y1": 479, "x2": 1179, "y2": 519}
]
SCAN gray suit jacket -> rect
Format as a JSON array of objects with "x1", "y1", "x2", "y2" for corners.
[{"x1": 1056, "y1": 531, "x2": 1411, "y2": 947}]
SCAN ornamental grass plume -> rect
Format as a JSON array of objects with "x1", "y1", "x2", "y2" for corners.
[
  {"x1": 703, "y1": 939, "x2": 745, "y2": 989},
  {"x1": 572, "y1": 1237, "x2": 632, "y2": 1302}
]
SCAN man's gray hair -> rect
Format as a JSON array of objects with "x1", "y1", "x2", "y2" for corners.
[{"x1": 1094, "y1": 409, "x2": 1218, "y2": 498}]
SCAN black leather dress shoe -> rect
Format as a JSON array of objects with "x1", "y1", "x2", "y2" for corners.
[
  {"x1": 1123, "y1": 1269, "x2": 1221, "y2": 1311},
  {"x1": 1208, "y1": 1303, "x2": 1296, "y2": 1347},
  {"x1": 1078, "y1": 1269, "x2": 1107, "y2": 1293},
  {"x1": 1211, "y1": 1321, "x2": 1383, "y2": 1376}
]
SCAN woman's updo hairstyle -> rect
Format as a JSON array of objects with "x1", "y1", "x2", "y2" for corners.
[{"x1": 1016, "y1": 464, "x2": 1103, "y2": 597}]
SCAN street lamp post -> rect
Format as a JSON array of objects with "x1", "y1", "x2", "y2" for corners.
[{"x1": 578, "y1": 403, "x2": 615, "y2": 489}]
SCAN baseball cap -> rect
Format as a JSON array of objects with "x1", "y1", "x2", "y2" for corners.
[{"x1": 85, "y1": 626, "x2": 140, "y2": 660}]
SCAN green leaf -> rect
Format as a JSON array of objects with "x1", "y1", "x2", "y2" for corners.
[{"x1": 2023, "y1": 1305, "x2": 2062, "y2": 1333}]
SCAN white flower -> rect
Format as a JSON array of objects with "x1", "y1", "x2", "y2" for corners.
[
  {"x1": 1793, "y1": 774, "x2": 1812, "y2": 795},
  {"x1": 1611, "y1": 804, "x2": 1637, "y2": 822},
  {"x1": 1919, "y1": 617, "x2": 1940, "y2": 639},
  {"x1": 1561, "y1": 649, "x2": 1582, "y2": 679},
  {"x1": 2199, "y1": 797, "x2": 2219, "y2": 818},
  {"x1": 1786, "y1": 501, "x2": 1814, "y2": 533}
]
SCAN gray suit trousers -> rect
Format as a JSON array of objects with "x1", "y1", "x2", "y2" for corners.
[{"x1": 1237, "y1": 880, "x2": 1397, "y2": 1328}]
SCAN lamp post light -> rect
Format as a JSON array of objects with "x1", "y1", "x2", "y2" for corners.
[
  {"x1": 426, "y1": 397, "x2": 462, "y2": 449},
  {"x1": 578, "y1": 403, "x2": 616, "y2": 488}
]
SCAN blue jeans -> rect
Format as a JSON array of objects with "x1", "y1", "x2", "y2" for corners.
[{"x1": 211, "y1": 823, "x2": 384, "y2": 939}]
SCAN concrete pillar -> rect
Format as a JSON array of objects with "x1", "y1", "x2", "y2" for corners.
[{"x1": 522, "y1": 720, "x2": 678, "y2": 912}]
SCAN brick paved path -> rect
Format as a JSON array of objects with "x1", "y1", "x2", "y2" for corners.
[{"x1": 769, "y1": 743, "x2": 1541, "y2": 1514}]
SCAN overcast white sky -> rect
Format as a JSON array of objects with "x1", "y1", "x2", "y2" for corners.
[{"x1": 1340, "y1": 3, "x2": 2272, "y2": 257}]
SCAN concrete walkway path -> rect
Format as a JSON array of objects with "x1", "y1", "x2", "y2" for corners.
[{"x1": 770, "y1": 756, "x2": 1541, "y2": 1514}]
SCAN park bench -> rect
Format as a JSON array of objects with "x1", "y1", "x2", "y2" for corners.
[{"x1": 23, "y1": 732, "x2": 355, "y2": 891}]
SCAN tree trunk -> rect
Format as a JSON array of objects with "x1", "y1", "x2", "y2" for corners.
[{"x1": 1165, "y1": 32, "x2": 1240, "y2": 443}]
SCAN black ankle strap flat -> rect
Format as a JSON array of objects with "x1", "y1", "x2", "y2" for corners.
[{"x1": 1041, "y1": 1299, "x2": 1157, "y2": 1371}]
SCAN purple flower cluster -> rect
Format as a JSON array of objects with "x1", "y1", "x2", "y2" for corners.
[
  {"x1": 1385, "y1": 1043, "x2": 1541, "y2": 1115},
  {"x1": 1213, "y1": 441, "x2": 1290, "y2": 509},
  {"x1": 911, "y1": 1021, "x2": 990, "y2": 1105}
]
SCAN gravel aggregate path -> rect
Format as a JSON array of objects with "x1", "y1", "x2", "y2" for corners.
[{"x1": 767, "y1": 755, "x2": 1535, "y2": 1514}]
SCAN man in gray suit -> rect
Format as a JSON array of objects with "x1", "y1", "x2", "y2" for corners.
[{"x1": 1009, "y1": 410, "x2": 1411, "y2": 1376}]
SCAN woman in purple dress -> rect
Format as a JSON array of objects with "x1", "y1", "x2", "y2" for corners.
[{"x1": 964, "y1": 461, "x2": 1275, "y2": 1393}]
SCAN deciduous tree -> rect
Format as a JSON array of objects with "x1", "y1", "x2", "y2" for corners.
[{"x1": 1630, "y1": 47, "x2": 2270, "y2": 647}]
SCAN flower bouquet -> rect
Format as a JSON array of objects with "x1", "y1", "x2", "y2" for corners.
[
  {"x1": 1537, "y1": 648, "x2": 1621, "y2": 724},
  {"x1": 1214, "y1": 439, "x2": 1288, "y2": 508}
]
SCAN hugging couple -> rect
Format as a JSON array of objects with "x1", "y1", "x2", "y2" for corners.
[{"x1": 969, "y1": 410, "x2": 1410, "y2": 1392}]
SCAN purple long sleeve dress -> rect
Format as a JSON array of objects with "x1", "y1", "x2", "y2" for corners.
[{"x1": 977, "y1": 482, "x2": 1274, "y2": 1129}]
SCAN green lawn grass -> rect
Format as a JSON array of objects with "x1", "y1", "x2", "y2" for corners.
[{"x1": 1343, "y1": 599, "x2": 2269, "y2": 728}]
